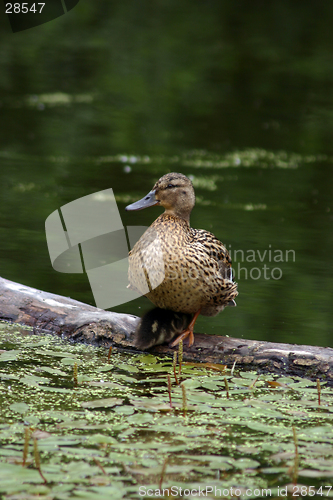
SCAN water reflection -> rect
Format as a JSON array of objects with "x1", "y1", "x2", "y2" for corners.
[{"x1": 0, "y1": 2, "x2": 332, "y2": 347}]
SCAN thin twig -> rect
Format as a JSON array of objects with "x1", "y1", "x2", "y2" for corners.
[
  {"x1": 107, "y1": 345, "x2": 112, "y2": 363},
  {"x1": 249, "y1": 375, "x2": 260, "y2": 389},
  {"x1": 316, "y1": 379, "x2": 321, "y2": 406},
  {"x1": 181, "y1": 383, "x2": 187, "y2": 416},
  {"x1": 173, "y1": 352, "x2": 179, "y2": 385},
  {"x1": 158, "y1": 456, "x2": 169, "y2": 492},
  {"x1": 22, "y1": 426, "x2": 31, "y2": 467},
  {"x1": 292, "y1": 426, "x2": 299, "y2": 486},
  {"x1": 73, "y1": 362, "x2": 78, "y2": 387},
  {"x1": 178, "y1": 340, "x2": 183, "y2": 376},
  {"x1": 224, "y1": 377, "x2": 230, "y2": 399},
  {"x1": 93, "y1": 457, "x2": 107, "y2": 475},
  {"x1": 167, "y1": 374, "x2": 173, "y2": 408},
  {"x1": 33, "y1": 438, "x2": 47, "y2": 484}
]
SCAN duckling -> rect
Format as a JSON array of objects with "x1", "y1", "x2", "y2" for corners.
[
  {"x1": 134, "y1": 307, "x2": 192, "y2": 350},
  {"x1": 126, "y1": 172, "x2": 238, "y2": 348}
]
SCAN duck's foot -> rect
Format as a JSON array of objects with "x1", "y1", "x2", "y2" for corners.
[
  {"x1": 170, "y1": 328, "x2": 195, "y2": 347},
  {"x1": 169, "y1": 309, "x2": 201, "y2": 348}
]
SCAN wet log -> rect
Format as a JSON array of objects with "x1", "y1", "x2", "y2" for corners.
[
  {"x1": 0, "y1": 276, "x2": 139, "y2": 347},
  {"x1": 1, "y1": 276, "x2": 333, "y2": 384}
]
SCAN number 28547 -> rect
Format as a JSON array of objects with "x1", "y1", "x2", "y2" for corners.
[{"x1": 5, "y1": 3, "x2": 45, "y2": 14}]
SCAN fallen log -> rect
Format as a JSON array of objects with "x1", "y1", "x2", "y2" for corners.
[{"x1": 1, "y1": 276, "x2": 332, "y2": 384}]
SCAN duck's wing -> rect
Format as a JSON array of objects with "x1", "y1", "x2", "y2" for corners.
[
  {"x1": 188, "y1": 228, "x2": 238, "y2": 312},
  {"x1": 190, "y1": 228, "x2": 234, "y2": 281}
]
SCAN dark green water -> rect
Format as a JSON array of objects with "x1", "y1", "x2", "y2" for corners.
[{"x1": 0, "y1": 2, "x2": 333, "y2": 347}]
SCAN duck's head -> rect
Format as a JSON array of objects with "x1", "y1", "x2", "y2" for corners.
[{"x1": 125, "y1": 172, "x2": 195, "y2": 222}]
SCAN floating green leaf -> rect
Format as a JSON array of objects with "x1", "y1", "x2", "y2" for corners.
[
  {"x1": 0, "y1": 350, "x2": 20, "y2": 362},
  {"x1": 1, "y1": 322, "x2": 333, "y2": 499},
  {"x1": 80, "y1": 398, "x2": 123, "y2": 409},
  {"x1": 9, "y1": 402, "x2": 29, "y2": 413}
]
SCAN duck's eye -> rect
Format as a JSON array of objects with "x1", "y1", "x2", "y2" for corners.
[{"x1": 167, "y1": 184, "x2": 174, "y2": 189}]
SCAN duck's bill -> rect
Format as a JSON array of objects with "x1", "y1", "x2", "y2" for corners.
[{"x1": 125, "y1": 190, "x2": 159, "y2": 211}]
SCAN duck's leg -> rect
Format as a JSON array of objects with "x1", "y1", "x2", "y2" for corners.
[{"x1": 170, "y1": 309, "x2": 201, "y2": 348}]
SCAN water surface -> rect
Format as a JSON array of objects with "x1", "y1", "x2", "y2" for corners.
[{"x1": 0, "y1": 2, "x2": 332, "y2": 347}]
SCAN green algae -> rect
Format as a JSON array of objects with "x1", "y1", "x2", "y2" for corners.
[{"x1": 1, "y1": 322, "x2": 333, "y2": 499}]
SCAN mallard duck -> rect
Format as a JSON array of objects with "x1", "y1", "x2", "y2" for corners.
[{"x1": 125, "y1": 172, "x2": 238, "y2": 349}]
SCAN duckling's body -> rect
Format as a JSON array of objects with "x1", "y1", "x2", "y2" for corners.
[
  {"x1": 126, "y1": 172, "x2": 238, "y2": 348},
  {"x1": 134, "y1": 307, "x2": 192, "y2": 350}
]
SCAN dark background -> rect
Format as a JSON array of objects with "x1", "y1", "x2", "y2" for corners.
[{"x1": 0, "y1": 1, "x2": 332, "y2": 346}]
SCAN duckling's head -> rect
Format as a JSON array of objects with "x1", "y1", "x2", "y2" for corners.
[{"x1": 126, "y1": 172, "x2": 195, "y2": 222}]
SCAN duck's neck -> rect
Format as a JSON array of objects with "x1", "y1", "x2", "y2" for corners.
[{"x1": 163, "y1": 209, "x2": 191, "y2": 224}]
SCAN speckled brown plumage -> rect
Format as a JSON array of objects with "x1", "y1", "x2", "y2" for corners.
[{"x1": 126, "y1": 172, "x2": 238, "y2": 348}]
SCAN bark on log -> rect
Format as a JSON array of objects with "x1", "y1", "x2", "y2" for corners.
[{"x1": 1, "y1": 276, "x2": 332, "y2": 384}]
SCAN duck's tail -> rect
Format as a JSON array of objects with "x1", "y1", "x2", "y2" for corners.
[{"x1": 134, "y1": 307, "x2": 192, "y2": 350}]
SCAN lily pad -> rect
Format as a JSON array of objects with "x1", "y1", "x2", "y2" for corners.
[
  {"x1": 0, "y1": 350, "x2": 20, "y2": 362},
  {"x1": 1, "y1": 322, "x2": 333, "y2": 499},
  {"x1": 80, "y1": 398, "x2": 123, "y2": 409},
  {"x1": 9, "y1": 402, "x2": 29, "y2": 414}
]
